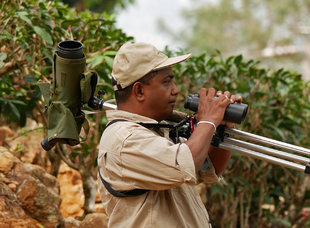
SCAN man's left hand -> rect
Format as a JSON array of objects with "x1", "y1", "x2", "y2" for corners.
[{"x1": 216, "y1": 90, "x2": 243, "y2": 128}]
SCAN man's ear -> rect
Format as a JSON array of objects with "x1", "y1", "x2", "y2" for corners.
[{"x1": 132, "y1": 82, "x2": 145, "y2": 102}]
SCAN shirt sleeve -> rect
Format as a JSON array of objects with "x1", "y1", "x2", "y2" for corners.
[
  {"x1": 180, "y1": 136, "x2": 219, "y2": 184},
  {"x1": 197, "y1": 156, "x2": 220, "y2": 184}
]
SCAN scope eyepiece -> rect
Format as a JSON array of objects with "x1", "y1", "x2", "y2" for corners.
[
  {"x1": 57, "y1": 40, "x2": 84, "y2": 59},
  {"x1": 184, "y1": 94, "x2": 248, "y2": 124}
]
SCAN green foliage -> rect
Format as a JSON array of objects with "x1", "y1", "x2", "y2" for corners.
[
  {"x1": 1, "y1": 0, "x2": 309, "y2": 225},
  {"x1": 62, "y1": 0, "x2": 135, "y2": 13},
  {"x1": 0, "y1": 0, "x2": 132, "y2": 127},
  {"x1": 166, "y1": 47, "x2": 310, "y2": 227}
]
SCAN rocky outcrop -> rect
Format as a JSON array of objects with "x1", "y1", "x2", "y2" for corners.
[
  {"x1": 58, "y1": 161, "x2": 85, "y2": 218},
  {"x1": 0, "y1": 147, "x2": 63, "y2": 227},
  {"x1": 64, "y1": 213, "x2": 108, "y2": 228},
  {"x1": 0, "y1": 123, "x2": 109, "y2": 227}
]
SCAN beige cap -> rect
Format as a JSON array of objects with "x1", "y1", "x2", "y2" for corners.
[{"x1": 112, "y1": 42, "x2": 191, "y2": 90}]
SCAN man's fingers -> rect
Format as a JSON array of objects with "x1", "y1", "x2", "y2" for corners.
[
  {"x1": 230, "y1": 95, "x2": 236, "y2": 103},
  {"x1": 223, "y1": 91, "x2": 231, "y2": 98},
  {"x1": 206, "y1": 88, "x2": 216, "y2": 98},
  {"x1": 199, "y1": 88, "x2": 207, "y2": 99},
  {"x1": 216, "y1": 90, "x2": 222, "y2": 96}
]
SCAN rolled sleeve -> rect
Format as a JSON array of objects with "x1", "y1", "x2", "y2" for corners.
[
  {"x1": 176, "y1": 143, "x2": 196, "y2": 183},
  {"x1": 198, "y1": 156, "x2": 220, "y2": 184}
]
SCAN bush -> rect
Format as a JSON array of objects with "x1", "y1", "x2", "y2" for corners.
[
  {"x1": 0, "y1": 0, "x2": 132, "y2": 127},
  {"x1": 168, "y1": 49, "x2": 310, "y2": 227}
]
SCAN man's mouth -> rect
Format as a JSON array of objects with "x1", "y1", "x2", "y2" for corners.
[{"x1": 169, "y1": 100, "x2": 176, "y2": 104}]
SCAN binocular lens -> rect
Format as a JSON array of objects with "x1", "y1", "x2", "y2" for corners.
[
  {"x1": 184, "y1": 94, "x2": 248, "y2": 124},
  {"x1": 57, "y1": 40, "x2": 84, "y2": 59}
]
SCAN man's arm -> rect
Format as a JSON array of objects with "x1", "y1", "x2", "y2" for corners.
[
  {"x1": 185, "y1": 88, "x2": 231, "y2": 173},
  {"x1": 208, "y1": 146, "x2": 231, "y2": 176},
  {"x1": 185, "y1": 88, "x2": 242, "y2": 173}
]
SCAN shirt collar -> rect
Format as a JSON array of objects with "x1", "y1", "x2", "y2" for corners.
[{"x1": 106, "y1": 110, "x2": 159, "y2": 124}]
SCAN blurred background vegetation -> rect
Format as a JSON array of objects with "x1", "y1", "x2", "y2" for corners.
[{"x1": 0, "y1": 0, "x2": 309, "y2": 227}]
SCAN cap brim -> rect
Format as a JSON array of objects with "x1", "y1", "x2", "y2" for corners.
[{"x1": 153, "y1": 53, "x2": 192, "y2": 71}]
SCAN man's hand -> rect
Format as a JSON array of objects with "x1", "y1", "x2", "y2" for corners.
[
  {"x1": 195, "y1": 88, "x2": 232, "y2": 127},
  {"x1": 216, "y1": 90, "x2": 243, "y2": 128}
]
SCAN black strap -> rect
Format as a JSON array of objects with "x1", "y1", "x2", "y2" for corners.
[
  {"x1": 98, "y1": 169, "x2": 149, "y2": 197},
  {"x1": 106, "y1": 119, "x2": 175, "y2": 129},
  {"x1": 99, "y1": 119, "x2": 152, "y2": 197},
  {"x1": 105, "y1": 119, "x2": 128, "y2": 128}
]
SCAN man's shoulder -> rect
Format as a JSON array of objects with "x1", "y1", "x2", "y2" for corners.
[{"x1": 102, "y1": 119, "x2": 152, "y2": 141}]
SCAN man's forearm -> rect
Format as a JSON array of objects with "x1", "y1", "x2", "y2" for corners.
[
  {"x1": 208, "y1": 146, "x2": 231, "y2": 176},
  {"x1": 185, "y1": 124, "x2": 215, "y2": 173}
]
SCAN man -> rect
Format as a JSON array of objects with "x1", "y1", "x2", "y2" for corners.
[{"x1": 97, "y1": 42, "x2": 241, "y2": 227}]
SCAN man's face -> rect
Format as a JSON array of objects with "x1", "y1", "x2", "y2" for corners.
[{"x1": 143, "y1": 67, "x2": 180, "y2": 121}]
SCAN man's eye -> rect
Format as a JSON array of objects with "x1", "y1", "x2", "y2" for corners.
[{"x1": 164, "y1": 80, "x2": 171, "y2": 84}]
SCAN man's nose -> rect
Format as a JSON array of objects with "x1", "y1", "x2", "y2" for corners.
[{"x1": 171, "y1": 82, "x2": 180, "y2": 95}]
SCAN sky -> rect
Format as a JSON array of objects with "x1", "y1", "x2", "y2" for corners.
[{"x1": 115, "y1": 0, "x2": 193, "y2": 50}]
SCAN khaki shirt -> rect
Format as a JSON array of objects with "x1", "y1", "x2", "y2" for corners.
[{"x1": 98, "y1": 110, "x2": 219, "y2": 228}]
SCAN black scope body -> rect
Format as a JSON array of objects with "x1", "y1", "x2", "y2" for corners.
[{"x1": 184, "y1": 94, "x2": 248, "y2": 124}]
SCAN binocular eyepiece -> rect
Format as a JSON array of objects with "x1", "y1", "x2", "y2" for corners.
[{"x1": 184, "y1": 94, "x2": 248, "y2": 124}]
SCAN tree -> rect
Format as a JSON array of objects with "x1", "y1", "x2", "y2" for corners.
[
  {"x1": 163, "y1": 0, "x2": 310, "y2": 80},
  {"x1": 167, "y1": 47, "x2": 310, "y2": 227},
  {"x1": 61, "y1": 0, "x2": 135, "y2": 13},
  {"x1": 2, "y1": 0, "x2": 310, "y2": 225},
  {"x1": 0, "y1": 0, "x2": 132, "y2": 215}
]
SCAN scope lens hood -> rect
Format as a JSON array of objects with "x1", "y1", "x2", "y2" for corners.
[{"x1": 57, "y1": 40, "x2": 84, "y2": 59}]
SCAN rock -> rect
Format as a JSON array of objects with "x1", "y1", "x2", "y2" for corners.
[
  {"x1": 7, "y1": 131, "x2": 51, "y2": 172},
  {"x1": 0, "y1": 181, "x2": 42, "y2": 228},
  {"x1": 64, "y1": 217, "x2": 81, "y2": 228},
  {"x1": 80, "y1": 213, "x2": 108, "y2": 228},
  {"x1": 0, "y1": 149, "x2": 18, "y2": 173},
  {"x1": 0, "y1": 146, "x2": 63, "y2": 228},
  {"x1": 57, "y1": 161, "x2": 84, "y2": 218},
  {"x1": 0, "y1": 126, "x2": 15, "y2": 146},
  {"x1": 16, "y1": 175, "x2": 63, "y2": 227},
  {"x1": 14, "y1": 162, "x2": 60, "y2": 195}
]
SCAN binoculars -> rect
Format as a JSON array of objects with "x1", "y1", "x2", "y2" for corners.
[{"x1": 184, "y1": 94, "x2": 248, "y2": 124}]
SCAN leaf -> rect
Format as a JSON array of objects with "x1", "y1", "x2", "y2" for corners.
[
  {"x1": 87, "y1": 54, "x2": 105, "y2": 68},
  {"x1": 16, "y1": 11, "x2": 33, "y2": 26},
  {"x1": 39, "y1": 2, "x2": 46, "y2": 10},
  {"x1": 33, "y1": 26, "x2": 53, "y2": 45},
  {"x1": 0, "y1": 52, "x2": 7, "y2": 68},
  {"x1": 10, "y1": 100, "x2": 26, "y2": 105},
  {"x1": 0, "y1": 52, "x2": 7, "y2": 61},
  {"x1": 270, "y1": 218, "x2": 291, "y2": 227},
  {"x1": 236, "y1": 80, "x2": 250, "y2": 92},
  {"x1": 234, "y1": 55, "x2": 243, "y2": 66},
  {"x1": 8, "y1": 102, "x2": 20, "y2": 119},
  {"x1": 104, "y1": 50, "x2": 117, "y2": 56},
  {"x1": 103, "y1": 56, "x2": 114, "y2": 69}
]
